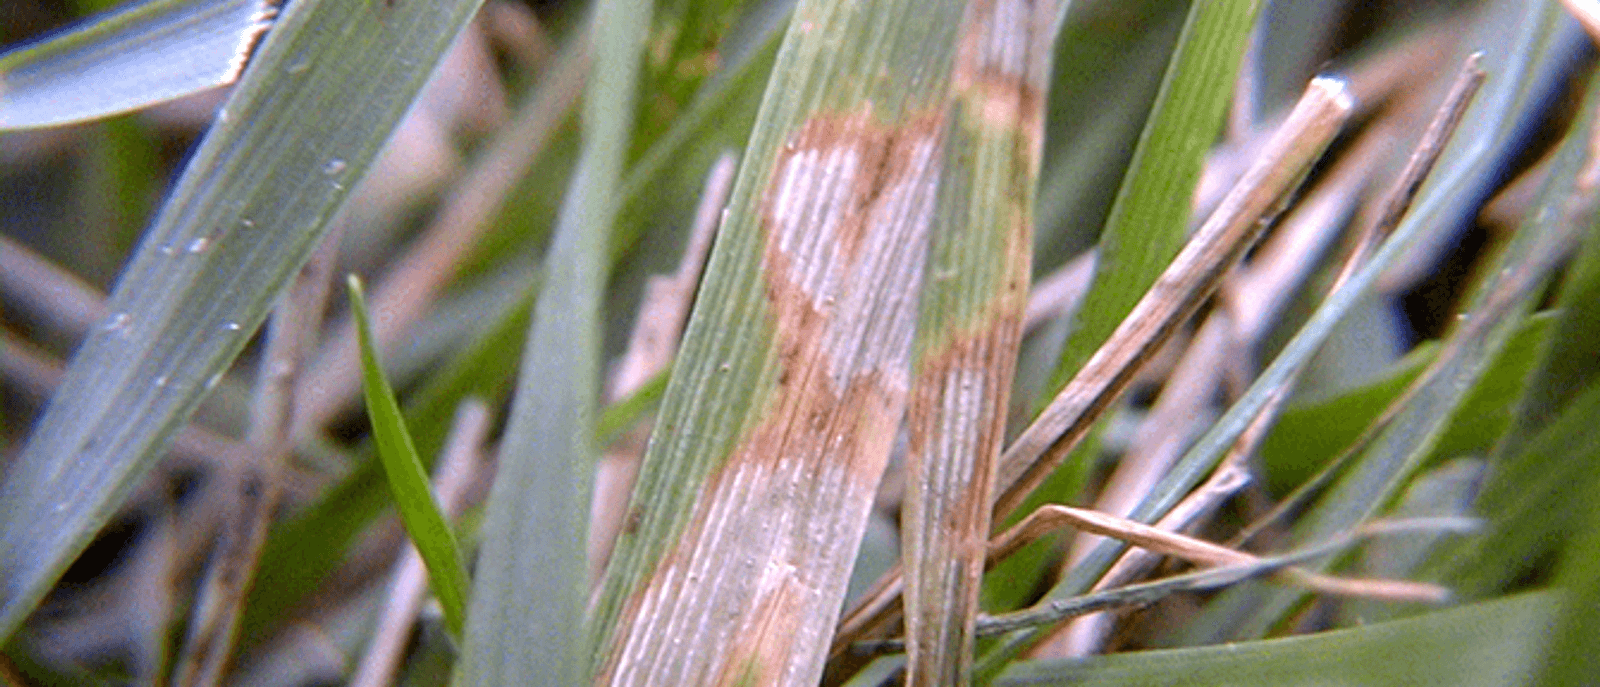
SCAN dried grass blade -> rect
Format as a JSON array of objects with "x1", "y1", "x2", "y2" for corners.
[
  {"x1": 992, "y1": 75, "x2": 1355, "y2": 520},
  {"x1": 849, "y1": 516, "x2": 1473, "y2": 655}
]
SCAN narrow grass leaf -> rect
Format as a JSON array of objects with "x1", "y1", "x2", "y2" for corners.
[
  {"x1": 455, "y1": 0, "x2": 654, "y2": 679},
  {"x1": 239, "y1": 278, "x2": 535, "y2": 648},
  {"x1": 0, "y1": 0, "x2": 486, "y2": 641},
  {"x1": 898, "y1": 0, "x2": 1057, "y2": 682},
  {"x1": 349, "y1": 276, "x2": 469, "y2": 641},
  {"x1": 1038, "y1": 0, "x2": 1263, "y2": 409},
  {"x1": 597, "y1": 371, "x2": 670, "y2": 449},
  {"x1": 0, "y1": 0, "x2": 274, "y2": 129}
]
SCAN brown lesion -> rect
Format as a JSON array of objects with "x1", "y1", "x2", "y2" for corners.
[{"x1": 951, "y1": 0, "x2": 1051, "y2": 140}]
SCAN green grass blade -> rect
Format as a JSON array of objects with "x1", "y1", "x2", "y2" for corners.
[
  {"x1": 1450, "y1": 140, "x2": 1600, "y2": 602},
  {"x1": 349, "y1": 276, "x2": 470, "y2": 641},
  {"x1": 995, "y1": 593, "x2": 1557, "y2": 687},
  {"x1": 1536, "y1": 394, "x2": 1600, "y2": 686},
  {"x1": 1037, "y1": 0, "x2": 1263, "y2": 408},
  {"x1": 597, "y1": 371, "x2": 669, "y2": 448},
  {"x1": 237, "y1": 278, "x2": 534, "y2": 648},
  {"x1": 0, "y1": 0, "x2": 485, "y2": 642},
  {"x1": 1256, "y1": 344, "x2": 1435, "y2": 495},
  {"x1": 455, "y1": 0, "x2": 654, "y2": 680},
  {"x1": 0, "y1": 0, "x2": 274, "y2": 129}
]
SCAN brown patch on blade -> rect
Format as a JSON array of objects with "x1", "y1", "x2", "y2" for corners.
[
  {"x1": 900, "y1": 316, "x2": 1024, "y2": 679},
  {"x1": 597, "y1": 111, "x2": 946, "y2": 686},
  {"x1": 952, "y1": 0, "x2": 1048, "y2": 139}
]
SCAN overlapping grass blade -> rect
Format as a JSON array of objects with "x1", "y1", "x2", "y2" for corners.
[
  {"x1": 0, "y1": 0, "x2": 486, "y2": 642},
  {"x1": 982, "y1": 0, "x2": 1263, "y2": 612},
  {"x1": 0, "y1": 0, "x2": 274, "y2": 129},
  {"x1": 237, "y1": 12, "x2": 783, "y2": 650},
  {"x1": 1037, "y1": 0, "x2": 1264, "y2": 408}
]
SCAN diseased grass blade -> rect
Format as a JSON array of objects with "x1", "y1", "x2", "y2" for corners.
[
  {"x1": 993, "y1": 593, "x2": 1557, "y2": 687},
  {"x1": 973, "y1": 75, "x2": 1352, "y2": 676},
  {"x1": 454, "y1": 0, "x2": 654, "y2": 680},
  {"x1": 897, "y1": 0, "x2": 1058, "y2": 683},
  {"x1": 0, "y1": 0, "x2": 275, "y2": 130},
  {"x1": 0, "y1": 0, "x2": 486, "y2": 641},
  {"x1": 349, "y1": 276, "x2": 470, "y2": 641},
  {"x1": 834, "y1": 74, "x2": 1354, "y2": 673},
  {"x1": 588, "y1": 0, "x2": 969, "y2": 681}
]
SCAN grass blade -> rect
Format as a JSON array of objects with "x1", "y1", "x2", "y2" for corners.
[
  {"x1": 349, "y1": 276, "x2": 469, "y2": 641},
  {"x1": 984, "y1": 0, "x2": 1265, "y2": 609},
  {"x1": 0, "y1": 0, "x2": 274, "y2": 129},
  {"x1": 0, "y1": 0, "x2": 486, "y2": 642},
  {"x1": 993, "y1": 75, "x2": 1354, "y2": 521},
  {"x1": 995, "y1": 593, "x2": 1557, "y2": 687},
  {"x1": 238, "y1": 12, "x2": 785, "y2": 649},
  {"x1": 1037, "y1": 0, "x2": 1264, "y2": 409}
]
